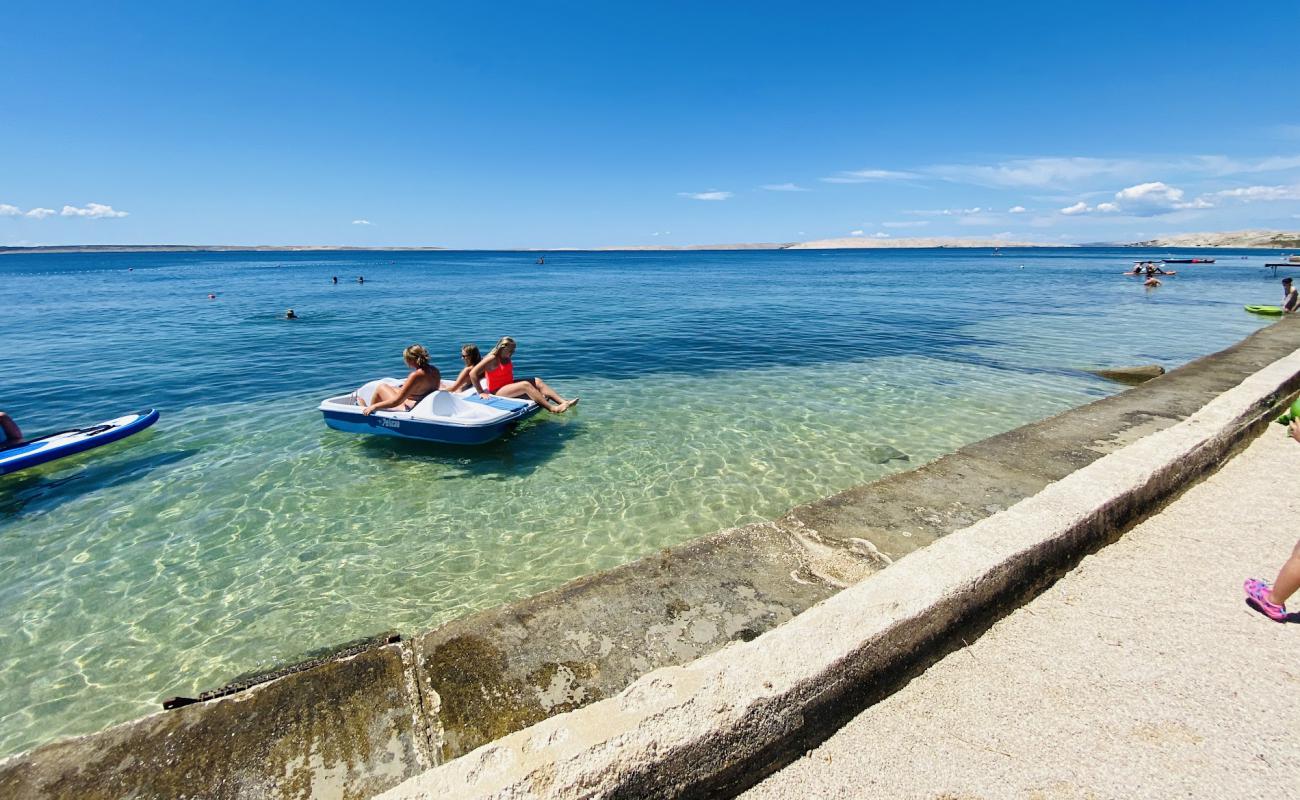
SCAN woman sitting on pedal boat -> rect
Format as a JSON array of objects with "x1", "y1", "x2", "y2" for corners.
[
  {"x1": 470, "y1": 336, "x2": 578, "y2": 413},
  {"x1": 360, "y1": 344, "x2": 441, "y2": 415}
]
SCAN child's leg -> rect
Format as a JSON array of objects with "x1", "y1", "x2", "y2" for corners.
[{"x1": 1269, "y1": 540, "x2": 1300, "y2": 607}]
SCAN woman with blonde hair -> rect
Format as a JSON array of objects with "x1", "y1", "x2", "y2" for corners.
[
  {"x1": 470, "y1": 336, "x2": 578, "y2": 413},
  {"x1": 360, "y1": 344, "x2": 441, "y2": 415}
]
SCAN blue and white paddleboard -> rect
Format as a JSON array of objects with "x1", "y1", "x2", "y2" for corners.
[{"x1": 0, "y1": 409, "x2": 160, "y2": 476}]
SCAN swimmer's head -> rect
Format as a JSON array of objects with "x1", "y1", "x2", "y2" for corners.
[
  {"x1": 404, "y1": 344, "x2": 430, "y2": 368},
  {"x1": 461, "y1": 343, "x2": 482, "y2": 364}
]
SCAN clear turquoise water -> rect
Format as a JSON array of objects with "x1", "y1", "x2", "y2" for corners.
[{"x1": 0, "y1": 247, "x2": 1280, "y2": 755}]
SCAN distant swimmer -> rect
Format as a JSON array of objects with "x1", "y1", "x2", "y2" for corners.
[
  {"x1": 285, "y1": 309, "x2": 298, "y2": 320},
  {"x1": 357, "y1": 276, "x2": 365, "y2": 284},
  {"x1": 1144, "y1": 277, "x2": 1162, "y2": 288},
  {"x1": 536, "y1": 257, "x2": 545, "y2": 265},
  {"x1": 208, "y1": 293, "x2": 217, "y2": 299},
  {"x1": 332, "y1": 276, "x2": 338, "y2": 284}
]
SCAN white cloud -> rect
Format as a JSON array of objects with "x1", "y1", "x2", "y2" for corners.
[
  {"x1": 871, "y1": 232, "x2": 890, "y2": 238},
  {"x1": 1212, "y1": 184, "x2": 1300, "y2": 202},
  {"x1": 880, "y1": 220, "x2": 929, "y2": 228},
  {"x1": 60, "y1": 202, "x2": 128, "y2": 218},
  {"x1": 1, "y1": 203, "x2": 71, "y2": 219},
  {"x1": 1060, "y1": 181, "x2": 1212, "y2": 217},
  {"x1": 927, "y1": 157, "x2": 1140, "y2": 188},
  {"x1": 760, "y1": 183, "x2": 809, "y2": 192},
  {"x1": 821, "y1": 168, "x2": 921, "y2": 184},
  {"x1": 678, "y1": 190, "x2": 732, "y2": 201},
  {"x1": 909, "y1": 207, "x2": 984, "y2": 217},
  {"x1": 1112, "y1": 181, "x2": 1211, "y2": 215},
  {"x1": 1186, "y1": 154, "x2": 1300, "y2": 176},
  {"x1": 850, "y1": 230, "x2": 865, "y2": 236},
  {"x1": 1008, "y1": 205, "x2": 1026, "y2": 213},
  {"x1": 352, "y1": 219, "x2": 372, "y2": 225}
]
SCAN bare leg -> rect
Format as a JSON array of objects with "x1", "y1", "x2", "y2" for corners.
[
  {"x1": 495, "y1": 380, "x2": 573, "y2": 413},
  {"x1": 531, "y1": 378, "x2": 578, "y2": 411},
  {"x1": 0, "y1": 412, "x2": 22, "y2": 444},
  {"x1": 1269, "y1": 540, "x2": 1300, "y2": 606},
  {"x1": 367, "y1": 383, "x2": 401, "y2": 407}
]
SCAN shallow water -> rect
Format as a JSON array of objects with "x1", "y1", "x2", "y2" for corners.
[{"x1": 0, "y1": 247, "x2": 1279, "y2": 755}]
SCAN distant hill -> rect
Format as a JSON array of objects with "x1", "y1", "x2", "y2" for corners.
[{"x1": 1124, "y1": 230, "x2": 1300, "y2": 248}]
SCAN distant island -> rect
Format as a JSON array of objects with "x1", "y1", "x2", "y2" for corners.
[
  {"x1": 3, "y1": 230, "x2": 1298, "y2": 255},
  {"x1": 1121, "y1": 230, "x2": 1300, "y2": 248}
]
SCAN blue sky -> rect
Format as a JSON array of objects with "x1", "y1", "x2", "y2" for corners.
[{"x1": 2, "y1": 1, "x2": 1298, "y2": 248}]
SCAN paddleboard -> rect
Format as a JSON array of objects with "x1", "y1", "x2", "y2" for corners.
[
  {"x1": 1245, "y1": 305, "x2": 1284, "y2": 316},
  {"x1": 0, "y1": 409, "x2": 160, "y2": 476}
]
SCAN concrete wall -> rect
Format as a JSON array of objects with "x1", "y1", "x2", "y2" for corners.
[{"x1": 5, "y1": 319, "x2": 1300, "y2": 799}]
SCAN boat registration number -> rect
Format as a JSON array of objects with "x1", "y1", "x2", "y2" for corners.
[{"x1": 379, "y1": 419, "x2": 401, "y2": 429}]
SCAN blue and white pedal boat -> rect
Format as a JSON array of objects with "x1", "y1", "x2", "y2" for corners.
[
  {"x1": 0, "y1": 409, "x2": 160, "y2": 476},
  {"x1": 318, "y1": 379, "x2": 541, "y2": 446}
]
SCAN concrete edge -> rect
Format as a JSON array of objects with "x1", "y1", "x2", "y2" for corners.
[{"x1": 376, "y1": 345, "x2": 1300, "y2": 799}]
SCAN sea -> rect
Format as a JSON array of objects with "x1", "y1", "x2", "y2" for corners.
[{"x1": 0, "y1": 247, "x2": 1282, "y2": 756}]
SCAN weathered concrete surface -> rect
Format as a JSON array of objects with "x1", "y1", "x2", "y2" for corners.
[
  {"x1": 375, "y1": 331, "x2": 1300, "y2": 799},
  {"x1": 6, "y1": 320, "x2": 1300, "y2": 797},
  {"x1": 1090, "y1": 363, "x2": 1166, "y2": 384},
  {"x1": 0, "y1": 642, "x2": 430, "y2": 800},
  {"x1": 743, "y1": 424, "x2": 1300, "y2": 800},
  {"x1": 404, "y1": 321, "x2": 1300, "y2": 765}
]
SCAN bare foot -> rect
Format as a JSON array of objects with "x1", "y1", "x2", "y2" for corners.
[{"x1": 555, "y1": 397, "x2": 580, "y2": 413}]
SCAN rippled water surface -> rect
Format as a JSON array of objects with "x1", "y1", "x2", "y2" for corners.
[{"x1": 0, "y1": 247, "x2": 1280, "y2": 755}]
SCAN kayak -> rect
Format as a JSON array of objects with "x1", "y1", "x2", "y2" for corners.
[
  {"x1": 319, "y1": 380, "x2": 541, "y2": 446},
  {"x1": 1124, "y1": 271, "x2": 1176, "y2": 276},
  {"x1": 1162, "y1": 258, "x2": 1215, "y2": 264},
  {"x1": 1245, "y1": 305, "x2": 1284, "y2": 316},
  {"x1": 0, "y1": 409, "x2": 160, "y2": 476}
]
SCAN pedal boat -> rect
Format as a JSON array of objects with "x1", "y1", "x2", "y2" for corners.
[{"x1": 318, "y1": 379, "x2": 541, "y2": 446}]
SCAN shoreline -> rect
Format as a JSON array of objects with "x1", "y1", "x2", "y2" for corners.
[{"x1": 6, "y1": 318, "x2": 1300, "y2": 798}]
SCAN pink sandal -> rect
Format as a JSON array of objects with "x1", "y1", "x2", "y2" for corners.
[{"x1": 1245, "y1": 578, "x2": 1288, "y2": 622}]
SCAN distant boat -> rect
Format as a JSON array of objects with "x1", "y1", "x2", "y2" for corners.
[{"x1": 1162, "y1": 258, "x2": 1215, "y2": 264}]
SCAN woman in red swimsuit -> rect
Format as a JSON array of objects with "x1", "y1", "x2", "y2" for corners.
[{"x1": 470, "y1": 336, "x2": 578, "y2": 413}]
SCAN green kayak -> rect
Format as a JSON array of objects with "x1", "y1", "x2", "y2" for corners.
[{"x1": 1245, "y1": 305, "x2": 1284, "y2": 316}]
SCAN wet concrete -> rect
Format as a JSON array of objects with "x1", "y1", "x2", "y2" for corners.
[
  {"x1": 0, "y1": 642, "x2": 430, "y2": 800},
  {"x1": 4, "y1": 318, "x2": 1299, "y2": 798},
  {"x1": 1090, "y1": 363, "x2": 1166, "y2": 384}
]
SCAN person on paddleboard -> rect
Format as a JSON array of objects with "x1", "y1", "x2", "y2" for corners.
[{"x1": 0, "y1": 412, "x2": 23, "y2": 447}]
